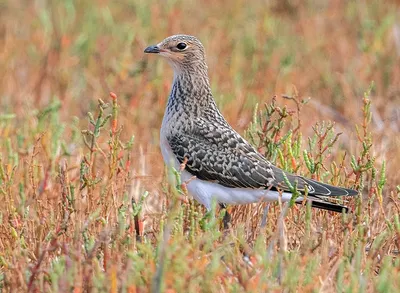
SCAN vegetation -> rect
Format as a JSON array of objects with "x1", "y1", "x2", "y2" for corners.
[{"x1": 0, "y1": 0, "x2": 399, "y2": 291}]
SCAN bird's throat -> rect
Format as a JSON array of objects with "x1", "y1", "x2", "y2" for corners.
[{"x1": 169, "y1": 71, "x2": 215, "y2": 112}]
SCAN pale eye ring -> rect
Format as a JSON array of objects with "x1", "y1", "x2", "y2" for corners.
[{"x1": 176, "y1": 43, "x2": 187, "y2": 50}]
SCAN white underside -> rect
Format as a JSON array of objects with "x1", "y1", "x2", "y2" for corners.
[
  {"x1": 160, "y1": 130, "x2": 301, "y2": 210},
  {"x1": 181, "y1": 169, "x2": 298, "y2": 210}
]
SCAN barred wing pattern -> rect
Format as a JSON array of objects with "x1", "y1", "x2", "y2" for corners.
[{"x1": 167, "y1": 122, "x2": 357, "y2": 211}]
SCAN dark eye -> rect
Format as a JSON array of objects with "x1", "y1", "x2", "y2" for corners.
[{"x1": 176, "y1": 43, "x2": 187, "y2": 50}]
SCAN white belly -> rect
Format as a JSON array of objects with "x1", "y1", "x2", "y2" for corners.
[{"x1": 181, "y1": 169, "x2": 296, "y2": 210}]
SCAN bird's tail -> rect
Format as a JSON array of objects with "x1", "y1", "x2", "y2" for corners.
[{"x1": 306, "y1": 200, "x2": 350, "y2": 213}]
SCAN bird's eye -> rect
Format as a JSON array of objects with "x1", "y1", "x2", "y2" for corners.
[{"x1": 176, "y1": 43, "x2": 187, "y2": 50}]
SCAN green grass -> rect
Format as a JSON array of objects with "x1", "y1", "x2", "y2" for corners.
[{"x1": 1, "y1": 0, "x2": 399, "y2": 291}]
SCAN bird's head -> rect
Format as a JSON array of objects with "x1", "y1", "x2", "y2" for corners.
[{"x1": 144, "y1": 35, "x2": 207, "y2": 74}]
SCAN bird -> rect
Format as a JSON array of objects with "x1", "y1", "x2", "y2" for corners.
[{"x1": 144, "y1": 34, "x2": 358, "y2": 213}]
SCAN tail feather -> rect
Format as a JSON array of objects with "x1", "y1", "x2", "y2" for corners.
[
  {"x1": 296, "y1": 200, "x2": 350, "y2": 213},
  {"x1": 301, "y1": 177, "x2": 358, "y2": 197}
]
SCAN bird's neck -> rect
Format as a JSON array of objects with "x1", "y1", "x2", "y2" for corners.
[{"x1": 166, "y1": 69, "x2": 217, "y2": 117}]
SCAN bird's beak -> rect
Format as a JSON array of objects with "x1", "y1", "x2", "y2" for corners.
[{"x1": 144, "y1": 45, "x2": 160, "y2": 54}]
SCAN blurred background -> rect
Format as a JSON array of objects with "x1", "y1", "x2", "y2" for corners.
[{"x1": 1, "y1": 0, "x2": 399, "y2": 206}]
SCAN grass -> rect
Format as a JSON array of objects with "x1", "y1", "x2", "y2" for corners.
[{"x1": 1, "y1": 0, "x2": 400, "y2": 291}]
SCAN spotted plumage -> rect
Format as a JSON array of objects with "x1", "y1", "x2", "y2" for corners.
[{"x1": 145, "y1": 35, "x2": 358, "y2": 213}]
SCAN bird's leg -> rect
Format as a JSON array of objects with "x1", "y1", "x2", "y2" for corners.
[
  {"x1": 219, "y1": 203, "x2": 231, "y2": 230},
  {"x1": 260, "y1": 203, "x2": 270, "y2": 228}
]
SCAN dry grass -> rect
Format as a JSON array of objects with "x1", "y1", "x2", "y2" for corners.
[{"x1": 0, "y1": 0, "x2": 399, "y2": 292}]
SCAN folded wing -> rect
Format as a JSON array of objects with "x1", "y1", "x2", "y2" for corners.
[{"x1": 168, "y1": 123, "x2": 357, "y2": 212}]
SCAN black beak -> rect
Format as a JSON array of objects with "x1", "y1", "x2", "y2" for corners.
[{"x1": 144, "y1": 45, "x2": 160, "y2": 54}]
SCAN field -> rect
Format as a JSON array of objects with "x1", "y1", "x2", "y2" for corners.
[{"x1": 1, "y1": 0, "x2": 400, "y2": 292}]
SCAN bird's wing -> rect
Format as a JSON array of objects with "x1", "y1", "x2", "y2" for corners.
[{"x1": 167, "y1": 125, "x2": 357, "y2": 198}]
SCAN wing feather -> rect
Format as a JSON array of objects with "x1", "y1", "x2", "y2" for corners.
[{"x1": 167, "y1": 123, "x2": 357, "y2": 201}]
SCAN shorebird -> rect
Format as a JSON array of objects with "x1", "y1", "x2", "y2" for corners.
[{"x1": 144, "y1": 35, "x2": 358, "y2": 213}]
